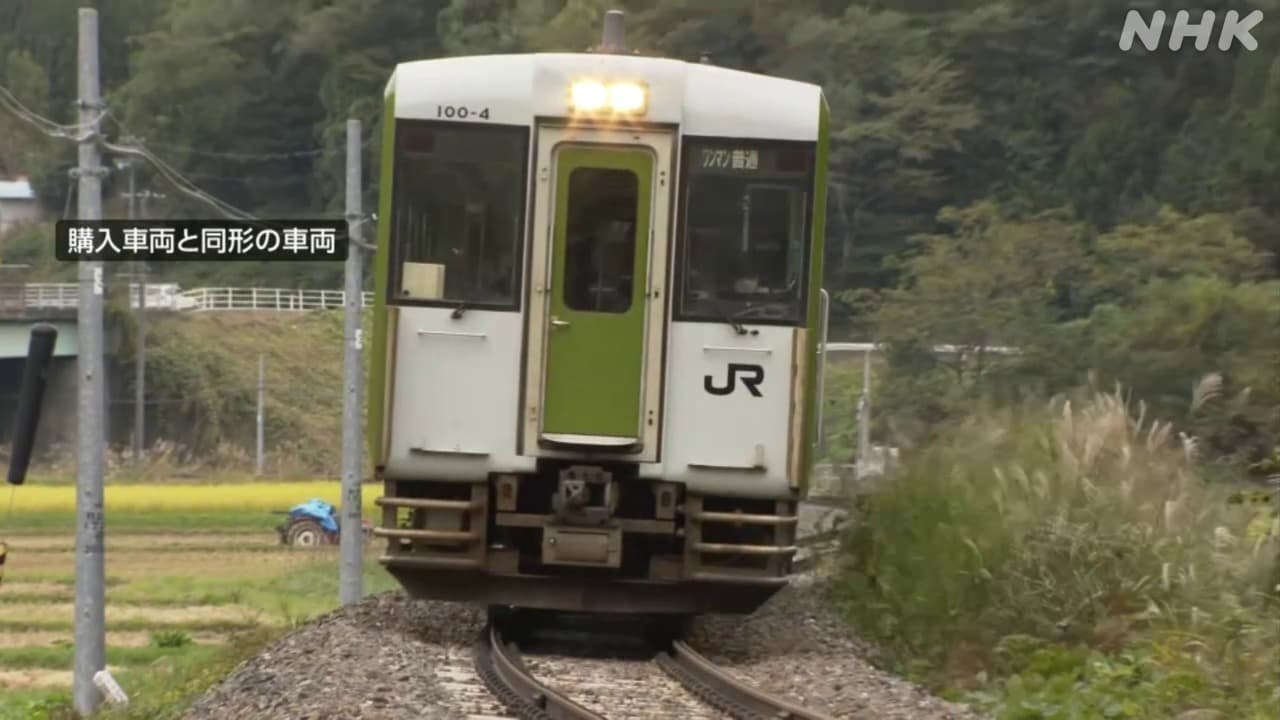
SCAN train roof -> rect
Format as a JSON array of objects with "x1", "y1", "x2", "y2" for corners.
[{"x1": 386, "y1": 53, "x2": 825, "y2": 142}]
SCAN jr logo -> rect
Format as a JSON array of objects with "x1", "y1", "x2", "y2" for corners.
[{"x1": 704, "y1": 363, "x2": 764, "y2": 397}]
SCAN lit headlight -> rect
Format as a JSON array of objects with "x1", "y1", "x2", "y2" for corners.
[
  {"x1": 571, "y1": 81, "x2": 608, "y2": 111},
  {"x1": 608, "y1": 83, "x2": 646, "y2": 113},
  {"x1": 569, "y1": 80, "x2": 647, "y2": 114}
]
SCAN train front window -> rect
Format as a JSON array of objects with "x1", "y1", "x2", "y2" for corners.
[
  {"x1": 389, "y1": 121, "x2": 527, "y2": 308},
  {"x1": 678, "y1": 141, "x2": 813, "y2": 324}
]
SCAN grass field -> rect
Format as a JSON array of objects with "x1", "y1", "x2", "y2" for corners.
[{"x1": 0, "y1": 482, "x2": 400, "y2": 720}]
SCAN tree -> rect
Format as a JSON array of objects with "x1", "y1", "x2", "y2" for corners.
[
  {"x1": 0, "y1": 49, "x2": 51, "y2": 179},
  {"x1": 865, "y1": 201, "x2": 1090, "y2": 438}
]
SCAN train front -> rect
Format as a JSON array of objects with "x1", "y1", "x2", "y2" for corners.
[{"x1": 366, "y1": 47, "x2": 829, "y2": 615}]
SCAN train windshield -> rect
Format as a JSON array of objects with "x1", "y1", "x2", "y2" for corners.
[
  {"x1": 388, "y1": 121, "x2": 527, "y2": 309},
  {"x1": 677, "y1": 140, "x2": 814, "y2": 325}
]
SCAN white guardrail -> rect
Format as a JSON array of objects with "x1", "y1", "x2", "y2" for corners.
[{"x1": 21, "y1": 283, "x2": 374, "y2": 312}]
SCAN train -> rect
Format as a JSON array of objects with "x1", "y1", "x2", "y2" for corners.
[{"x1": 366, "y1": 10, "x2": 831, "y2": 616}]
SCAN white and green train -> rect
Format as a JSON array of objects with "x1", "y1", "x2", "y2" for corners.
[{"x1": 367, "y1": 11, "x2": 830, "y2": 615}]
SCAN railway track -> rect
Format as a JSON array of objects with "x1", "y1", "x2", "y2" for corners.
[
  {"x1": 444, "y1": 502, "x2": 849, "y2": 719},
  {"x1": 471, "y1": 623, "x2": 835, "y2": 720}
]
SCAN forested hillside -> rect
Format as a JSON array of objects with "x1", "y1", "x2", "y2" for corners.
[
  {"x1": 3, "y1": 0, "x2": 1277, "y2": 466},
  {"x1": 3, "y1": 1, "x2": 1277, "y2": 295},
  {"x1": 2, "y1": 4, "x2": 1277, "y2": 717}
]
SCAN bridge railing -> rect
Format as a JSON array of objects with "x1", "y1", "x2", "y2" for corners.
[
  {"x1": 22, "y1": 283, "x2": 80, "y2": 309},
  {"x1": 178, "y1": 287, "x2": 375, "y2": 312}
]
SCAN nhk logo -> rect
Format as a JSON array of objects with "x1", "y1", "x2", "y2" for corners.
[{"x1": 1119, "y1": 9, "x2": 1264, "y2": 51}]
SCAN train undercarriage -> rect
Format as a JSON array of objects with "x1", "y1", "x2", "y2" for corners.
[{"x1": 374, "y1": 463, "x2": 800, "y2": 614}]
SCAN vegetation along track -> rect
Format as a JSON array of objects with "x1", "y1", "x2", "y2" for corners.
[{"x1": 473, "y1": 623, "x2": 836, "y2": 720}]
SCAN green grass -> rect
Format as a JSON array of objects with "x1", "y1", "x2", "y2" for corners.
[
  {"x1": 835, "y1": 387, "x2": 1280, "y2": 719},
  {"x1": 0, "y1": 637, "x2": 272, "y2": 720},
  {"x1": 0, "y1": 569, "x2": 390, "y2": 607},
  {"x1": 101, "y1": 556, "x2": 401, "y2": 624},
  {"x1": 0, "y1": 506, "x2": 401, "y2": 719},
  {"x1": 0, "y1": 618, "x2": 260, "y2": 633},
  {"x1": 15, "y1": 543, "x2": 300, "y2": 555},
  {"x1": 0, "y1": 689, "x2": 78, "y2": 720},
  {"x1": 0, "y1": 645, "x2": 197, "y2": 671},
  {"x1": 3, "y1": 574, "x2": 129, "y2": 587},
  {"x1": 4, "y1": 510, "x2": 280, "y2": 532},
  {"x1": 96, "y1": 631, "x2": 280, "y2": 720}
]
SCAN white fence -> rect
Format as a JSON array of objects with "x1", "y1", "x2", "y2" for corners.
[
  {"x1": 177, "y1": 287, "x2": 374, "y2": 311},
  {"x1": 20, "y1": 283, "x2": 374, "y2": 312},
  {"x1": 21, "y1": 282, "x2": 80, "y2": 309},
  {"x1": 825, "y1": 341, "x2": 1019, "y2": 356},
  {"x1": 17, "y1": 287, "x2": 1023, "y2": 342}
]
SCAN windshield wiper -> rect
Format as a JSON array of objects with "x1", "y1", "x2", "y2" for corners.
[
  {"x1": 713, "y1": 302, "x2": 749, "y2": 336},
  {"x1": 450, "y1": 300, "x2": 467, "y2": 319},
  {"x1": 719, "y1": 301, "x2": 792, "y2": 335}
]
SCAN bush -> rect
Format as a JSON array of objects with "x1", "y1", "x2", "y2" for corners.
[{"x1": 835, "y1": 386, "x2": 1279, "y2": 717}]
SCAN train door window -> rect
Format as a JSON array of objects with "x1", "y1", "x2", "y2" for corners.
[
  {"x1": 388, "y1": 121, "x2": 528, "y2": 309},
  {"x1": 562, "y1": 167, "x2": 638, "y2": 314},
  {"x1": 678, "y1": 142, "x2": 814, "y2": 325}
]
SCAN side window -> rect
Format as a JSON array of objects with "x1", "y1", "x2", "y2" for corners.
[
  {"x1": 678, "y1": 142, "x2": 814, "y2": 324},
  {"x1": 562, "y1": 167, "x2": 638, "y2": 314},
  {"x1": 389, "y1": 122, "x2": 527, "y2": 308}
]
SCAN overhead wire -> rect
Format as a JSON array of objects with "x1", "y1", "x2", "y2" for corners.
[
  {"x1": 0, "y1": 85, "x2": 106, "y2": 139},
  {"x1": 140, "y1": 142, "x2": 329, "y2": 160},
  {"x1": 100, "y1": 139, "x2": 258, "y2": 221},
  {"x1": 104, "y1": 110, "x2": 373, "y2": 161},
  {"x1": 0, "y1": 86, "x2": 258, "y2": 219},
  {"x1": 103, "y1": 110, "x2": 379, "y2": 234},
  {"x1": 2, "y1": 83, "x2": 377, "y2": 226}
]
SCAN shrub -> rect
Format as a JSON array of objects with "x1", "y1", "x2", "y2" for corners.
[
  {"x1": 836, "y1": 385, "x2": 1279, "y2": 716},
  {"x1": 149, "y1": 630, "x2": 192, "y2": 649}
]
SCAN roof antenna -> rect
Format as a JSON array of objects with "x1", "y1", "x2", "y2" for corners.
[{"x1": 601, "y1": 9, "x2": 625, "y2": 53}]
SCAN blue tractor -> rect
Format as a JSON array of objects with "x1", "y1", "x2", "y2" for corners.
[{"x1": 275, "y1": 498, "x2": 372, "y2": 547}]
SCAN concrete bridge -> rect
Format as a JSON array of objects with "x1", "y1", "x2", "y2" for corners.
[{"x1": 1, "y1": 266, "x2": 374, "y2": 452}]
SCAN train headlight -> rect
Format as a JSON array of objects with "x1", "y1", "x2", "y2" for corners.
[
  {"x1": 569, "y1": 81, "x2": 647, "y2": 115},
  {"x1": 608, "y1": 82, "x2": 646, "y2": 113},
  {"x1": 571, "y1": 81, "x2": 608, "y2": 111}
]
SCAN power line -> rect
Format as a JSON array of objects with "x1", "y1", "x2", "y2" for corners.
[
  {"x1": 100, "y1": 139, "x2": 258, "y2": 221},
  {"x1": 104, "y1": 111, "x2": 373, "y2": 160},
  {"x1": 141, "y1": 142, "x2": 329, "y2": 160},
  {"x1": 0, "y1": 86, "x2": 256, "y2": 220},
  {"x1": 0, "y1": 82, "x2": 367, "y2": 221},
  {"x1": 0, "y1": 85, "x2": 106, "y2": 139},
  {"x1": 184, "y1": 172, "x2": 316, "y2": 184}
]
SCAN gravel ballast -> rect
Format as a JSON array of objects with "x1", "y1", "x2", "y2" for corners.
[
  {"x1": 177, "y1": 503, "x2": 984, "y2": 719},
  {"x1": 687, "y1": 571, "x2": 986, "y2": 720},
  {"x1": 179, "y1": 594, "x2": 487, "y2": 720}
]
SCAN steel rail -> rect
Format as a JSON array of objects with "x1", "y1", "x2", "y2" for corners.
[
  {"x1": 474, "y1": 625, "x2": 605, "y2": 720},
  {"x1": 657, "y1": 640, "x2": 836, "y2": 720}
]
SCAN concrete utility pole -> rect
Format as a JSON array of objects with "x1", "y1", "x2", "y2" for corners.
[
  {"x1": 256, "y1": 354, "x2": 265, "y2": 476},
  {"x1": 124, "y1": 185, "x2": 162, "y2": 465},
  {"x1": 339, "y1": 118, "x2": 364, "y2": 605},
  {"x1": 117, "y1": 141, "x2": 145, "y2": 464},
  {"x1": 855, "y1": 351, "x2": 871, "y2": 481},
  {"x1": 73, "y1": 7, "x2": 106, "y2": 716}
]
